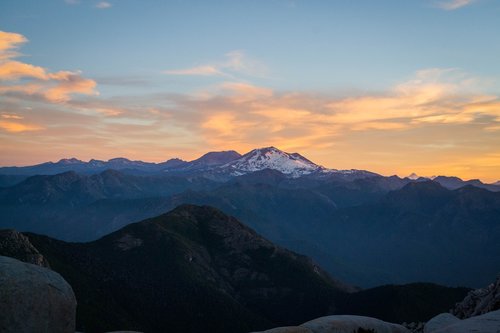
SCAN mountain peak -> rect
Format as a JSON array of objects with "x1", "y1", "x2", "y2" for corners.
[
  {"x1": 190, "y1": 150, "x2": 241, "y2": 166},
  {"x1": 223, "y1": 146, "x2": 322, "y2": 178}
]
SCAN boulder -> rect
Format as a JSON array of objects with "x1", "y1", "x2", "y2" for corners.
[
  {"x1": 425, "y1": 309, "x2": 500, "y2": 333},
  {"x1": 0, "y1": 255, "x2": 76, "y2": 333},
  {"x1": 300, "y1": 315, "x2": 410, "y2": 333},
  {"x1": 423, "y1": 313, "x2": 459, "y2": 333}
]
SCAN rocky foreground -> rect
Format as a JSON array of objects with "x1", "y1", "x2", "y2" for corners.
[{"x1": 1, "y1": 252, "x2": 499, "y2": 333}]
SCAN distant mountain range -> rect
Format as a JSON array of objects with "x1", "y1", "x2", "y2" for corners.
[
  {"x1": 0, "y1": 147, "x2": 499, "y2": 288},
  {"x1": 0, "y1": 146, "x2": 378, "y2": 180},
  {"x1": 1, "y1": 146, "x2": 497, "y2": 189},
  {"x1": 0, "y1": 205, "x2": 469, "y2": 332}
]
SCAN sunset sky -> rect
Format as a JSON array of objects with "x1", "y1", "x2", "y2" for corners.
[{"x1": 1, "y1": 0, "x2": 499, "y2": 182}]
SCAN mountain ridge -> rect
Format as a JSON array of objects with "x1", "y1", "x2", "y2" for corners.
[
  {"x1": 1, "y1": 147, "x2": 498, "y2": 191},
  {"x1": 0, "y1": 147, "x2": 374, "y2": 180}
]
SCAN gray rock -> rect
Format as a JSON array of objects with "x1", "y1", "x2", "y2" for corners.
[
  {"x1": 0, "y1": 229, "x2": 50, "y2": 267},
  {"x1": 452, "y1": 276, "x2": 500, "y2": 319},
  {"x1": 428, "y1": 309, "x2": 500, "y2": 333},
  {"x1": 0, "y1": 255, "x2": 76, "y2": 333},
  {"x1": 250, "y1": 327, "x2": 313, "y2": 333},
  {"x1": 423, "y1": 313, "x2": 459, "y2": 333},
  {"x1": 300, "y1": 314, "x2": 410, "y2": 333}
]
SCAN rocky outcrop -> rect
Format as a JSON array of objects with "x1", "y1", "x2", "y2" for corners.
[
  {"x1": 251, "y1": 314, "x2": 410, "y2": 333},
  {"x1": 423, "y1": 313, "x2": 459, "y2": 333},
  {"x1": 452, "y1": 275, "x2": 500, "y2": 319},
  {"x1": 424, "y1": 309, "x2": 500, "y2": 333},
  {"x1": 423, "y1": 276, "x2": 500, "y2": 333},
  {"x1": 0, "y1": 229, "x2": 50, "y2": 267},
  {"x1": 0, "y1": 255, "x2": 76, "y2": 333}
]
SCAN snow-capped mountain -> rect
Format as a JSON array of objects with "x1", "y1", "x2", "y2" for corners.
[
  {"x1": 406, "y1": 173, "x2": 420, "y2": 180},
  {"x1": 221, "y1": 147, "x2": 324, "y2": 178}
]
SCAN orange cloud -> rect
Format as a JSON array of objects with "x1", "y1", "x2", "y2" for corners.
[
  {"x1": 0, "y1": 30, "x2": 98, "y2": 103},
  {"x1": 0, "y1": 61, "x2": 49, "y2": 80},
  {"x1": 43, "y1": 72, "x2": 98, "y2": 102},
  {"x1": 326, "y1": 69, "x2": 498, "y2": 126},
  {"x1": 0, "y1": 120, "x2": 43, "y2": 133},
  {"x1": 0, "y1": 31, "x2": 27, "y2": 60}
]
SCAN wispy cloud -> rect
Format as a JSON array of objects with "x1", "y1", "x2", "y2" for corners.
[
  {"x1": 436, "y1": 0, "x2": 476, "y2": 10},
  {"x1": 164, "y1": 51, "x2": 267, "y2": 78},
  {"x1": 95, "y1": 1, "x2": 112, "y2": 9},
  {"x1": 1, "y1": 114, "x2": 23, "y2": 120},
  {"x1": 165, "y1": 65, "x2": 222, "y2": 76}
]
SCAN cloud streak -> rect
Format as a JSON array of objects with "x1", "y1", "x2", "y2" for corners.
[
  {"x1": 165, "y1": 65, "x2": 222, "y2": 76},
  {"x1": 164, "y1": 51, "x2": 267, "y2": 78},
  {"x1": 436, "y1": 0, "x2": 476, "y2": 10}
]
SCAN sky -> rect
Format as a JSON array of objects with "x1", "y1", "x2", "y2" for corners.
[{"x1": 0, "y1": 0, "x2": 499, "y2": 182}]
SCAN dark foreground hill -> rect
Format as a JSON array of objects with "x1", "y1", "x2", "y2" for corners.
[{"x1": 4, "y1": 205, "x2": 350, "y2": 332}]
